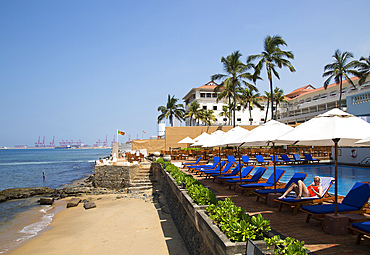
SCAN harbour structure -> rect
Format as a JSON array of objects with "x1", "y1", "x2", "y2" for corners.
[
  {"x1": 182, "y1": 81, "x2": 269, "y2": 126},
  {"x1": 277, "y1": 76, "x2": 370, "y2": 124}
]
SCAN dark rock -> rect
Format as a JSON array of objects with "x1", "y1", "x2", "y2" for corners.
[
  {"x1": 40, "y1": 197, "x2": 54, "y2": 205},
  {"x1": 84, "y1": 201, "x2": 96, "y2": 210},
  {"x1": 66, "y1": 198, "x2": 81, "y2": 208},
  {"x1": 0, "y1": 187, "x2": 57, "y2": 203}
]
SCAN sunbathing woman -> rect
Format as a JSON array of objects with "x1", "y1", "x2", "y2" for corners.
[{"x1": 278, "y1": 176, "x2": 323, "y2": 199}]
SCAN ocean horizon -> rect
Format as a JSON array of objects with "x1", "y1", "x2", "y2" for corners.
[{"x1": 0, "y1": 148, "x2": 110, "y2": 254}]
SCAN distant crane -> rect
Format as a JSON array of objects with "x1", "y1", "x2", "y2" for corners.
[
  {"x1": 103, "y1": 135, "x2": 108, "y2": 147},
  {"x1": 49, "y1": 136, "x2": 55, "y2": 147},
  {"x1": 111, "y1": 135, "x2": 116, "y2": 146},
  {"x1": 35, "y1": 136, "x2": 41, "y2": 147}
]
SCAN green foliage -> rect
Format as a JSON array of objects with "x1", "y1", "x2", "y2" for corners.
[
  {"x1": 156, "y1": 158, "x2": 164, "y2": 163},
  {"x1": 187, "y1": 184, "x2": 217, "y2": 205},
  {"x1": 206, "y1": 198, "x2": 271, "y2": 242},
  {"x1": 264, "y1": 235, "x2": 307, "y2": 255}
]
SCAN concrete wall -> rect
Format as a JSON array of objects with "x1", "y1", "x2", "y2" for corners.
[
  {"x1": 334, "y1": 147, "x2": 370, "y2": 165},
  {"x1": 94, "y1": 164, "x2": 140, "y2": 189}
]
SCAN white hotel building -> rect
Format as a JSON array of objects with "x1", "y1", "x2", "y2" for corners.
[{"x1": 182, "y1": 77, "x2": 370, "y2": 126}]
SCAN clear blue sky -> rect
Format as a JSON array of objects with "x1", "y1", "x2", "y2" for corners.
[{"x1": 1, "y1": 1, "x2": 369, "y2": 147}]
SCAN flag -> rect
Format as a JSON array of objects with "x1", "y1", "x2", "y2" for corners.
[
  {"x1": 142, "y1": 131, "x2": 145, "y2": 133},
  {"x1": 118, "y1": 130, "x2": 125, "y2": 136}
]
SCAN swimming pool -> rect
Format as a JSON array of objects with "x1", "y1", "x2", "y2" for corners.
[{"x1": 262, "y1": 164, "x2": 370, "y2": 196}]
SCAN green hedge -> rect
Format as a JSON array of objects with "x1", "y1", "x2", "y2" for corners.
[{"x1": 155, "y1": 158, "x2": 307, "y2": 254}]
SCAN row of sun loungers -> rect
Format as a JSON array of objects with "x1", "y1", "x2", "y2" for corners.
[{"x1": 181, "y1": 156, "x2": 370, "y2": 244}]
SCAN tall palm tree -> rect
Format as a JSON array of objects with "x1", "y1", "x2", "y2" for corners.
[
  {"x1": 157, "y1": 94, "x2": 185, "y2": 127},
  {"x1": 219, "y1": 105, "x2": 230, "y2": 125},
  {"x1": 214, "y1": 82, "x2": 234, "y2": 125},
  {"x1": 248, "y1": 35, "x2": 295, "y2": 120},
  {"x1": 356, "y1": 55, "x2": 370, "y2": 85},
  {"x1": 273, "y1": 87, "x2": 287, "y2": 120},
  {"x1": 241, "y1": 87, "x2": 263, "y2": 125},
  {"x1": 186, "y1": 100, "x2": 201, "y2": 126},
  {"x1": 323, "y1": 49, "x2": 360, "y2": 110},
  {"x1": 202, "y1": 109, "x2": 217, "y2": 126},
  {"x1": 262, "y1": 91, "x2": 271, "y2": 123},
  {"x1": 212, "y1": 51, "x2": 256, "y2": 127}
]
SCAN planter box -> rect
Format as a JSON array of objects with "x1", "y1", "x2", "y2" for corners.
[{"x1": 152, "y1": 163, "x2": 269, "y2": 255}]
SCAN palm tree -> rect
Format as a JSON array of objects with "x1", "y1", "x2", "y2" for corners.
[
  {"x1": 262, "y1": 91, "x2": 271, "y2": 123},
  {"x1": 214, "y1": 82, "x2": 234, "y2": 125},
  {"x1": 157, "y1": 94, "x2": 185, "y2": 127},
  {"x1": 273, "y1": 87, "x2": 287, "y2": 120},
  {"x1": 323, "y1": 49, "x2": 361, "y2": 110},
  {"x1": 248, "y1": 35, "x2": 295, "y2": 120},
  {"x1": 219, "y1": 105, "x2": 230, "y2": 125},
  {"x1": 241, "y1": 87, "x2": 263, "y2": 125},
  {"x1": 212, "y1": 51, "x2": 256, "y2": 127},
  {"x1": 356, "y1": 55, "x2": 370, "y2": 85},
  {"x1": 186, "y1": 100, "x2": 201, "y2": 126},
  {"x1": 202, "y1": 109, "x2": 217, "y2": 126}
]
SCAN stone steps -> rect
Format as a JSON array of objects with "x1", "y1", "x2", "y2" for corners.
[{"x1": 128, "y1": 167, "x2": 154, "y2": 192}]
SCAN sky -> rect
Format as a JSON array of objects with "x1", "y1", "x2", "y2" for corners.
[{"x1": 0, "y1": 1, "x2": 369, "y2": 147}]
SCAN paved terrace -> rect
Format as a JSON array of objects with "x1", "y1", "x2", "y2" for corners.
[{"x1": 173, "y1": 159, "x2": 370, "y2": 255}]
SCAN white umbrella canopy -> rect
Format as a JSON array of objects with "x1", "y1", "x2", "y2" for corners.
[
  {"x1": 178, "y1": 136, "x2": 194, "y2": 144},
  {"x1": 190, "y1": 132, "x2": 209, "y2": 146},
  {"x1": 240, "y1": 120, "x2": 294, "y2": 146},
  {"x1": 197, "y1": 130, "x2": 225, "y2": 148},
  {"x1": 275, "y1": 108, "x2": 370, "y2": 146},
  {"x1": 205, "y1": 126, "x2": 250, "y2": 147},
  {"x1": 274, "y1": 108, "x2": 370, "y2": 215},
  {"x1": 355, "y1": 135, "x2": 370, "y2": 146}
]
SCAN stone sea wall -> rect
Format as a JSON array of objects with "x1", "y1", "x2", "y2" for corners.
[{"x1": 94, "y1": 164, "x2": 140, "y2": 189}]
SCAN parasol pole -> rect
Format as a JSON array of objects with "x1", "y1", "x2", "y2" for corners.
[
  {"x1": 333, "y1": 138, "x2": 340, "y2": 216},
  {"x1": 272, "y1": 141, "x2": 277, "y2": 193}
]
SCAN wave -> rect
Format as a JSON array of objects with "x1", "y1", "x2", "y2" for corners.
[{"x1": 0, "y1": 160, "x2": 95, "y2": 166}]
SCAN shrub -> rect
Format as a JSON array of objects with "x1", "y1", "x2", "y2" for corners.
[
  {"x1": 206, "y1": 198, "x2": 271, "y2": 242},
  {"x1": 187, "y1": 184, "x2": 217, "y2": 205},
  {"x1": 264, "y1": 235, "x2": 307, "y2": 255}
]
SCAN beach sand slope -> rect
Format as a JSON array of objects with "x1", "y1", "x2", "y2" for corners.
[{"x1": 8, "y1": 194, "x2": 188, "y2": 255}]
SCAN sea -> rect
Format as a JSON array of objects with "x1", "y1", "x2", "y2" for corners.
[{"x1": 0, "y1": 148, "x2": 110, "y2": 254}]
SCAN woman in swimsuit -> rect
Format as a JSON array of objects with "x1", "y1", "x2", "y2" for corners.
[{"x1": 278, "y1": 176, "x2": 323, "y2": 199}]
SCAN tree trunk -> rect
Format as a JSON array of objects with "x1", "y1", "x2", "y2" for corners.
[
  {"x1": 233, "y1": 80, "x2": 236, "y2": 127},
  {"x1": 264, "y1": 98, "x2": 269, "y2": 123},
  {"x1": 270, "y1": 78, "x2": 274, "y2": 120},
  {"x1": 339, "y1": 76, "x2": 343, "y2": 110}
]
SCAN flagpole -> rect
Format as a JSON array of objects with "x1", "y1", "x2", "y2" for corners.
[{"x1": 117, "y1": 129, "x2": 119, "y2": 144}]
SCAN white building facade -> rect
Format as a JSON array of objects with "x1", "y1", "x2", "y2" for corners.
[
  {"x1": 277, "y1": 77, "x2": 370, "y2": 124},
  {"x1": 182, "y1": 81, "x2": 269, "y2": 126}
]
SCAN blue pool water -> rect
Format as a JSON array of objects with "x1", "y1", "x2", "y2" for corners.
[{"x1": 261, "y1": 164, "x2": 370, "y2": 196}]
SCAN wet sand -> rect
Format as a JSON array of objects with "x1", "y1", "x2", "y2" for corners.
[{"x1": 8, "y1": 194, "x2": 188, "y2": 255}]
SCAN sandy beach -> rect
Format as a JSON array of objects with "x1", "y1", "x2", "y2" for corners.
[{"x1": 7, "y1": 193, "x2": 188, "y2": 255}]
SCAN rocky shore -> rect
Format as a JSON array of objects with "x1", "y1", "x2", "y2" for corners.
[{"x1": 0, "y1": 175, "x2": 128, "y2": 203}]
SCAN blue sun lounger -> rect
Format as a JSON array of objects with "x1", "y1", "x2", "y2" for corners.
[
  {"x1": 199, "y1": 161, "x2": 234, "y2": 176},
  {"x1": 350, "y1": 221, "x2": 370, "y2": 244},
  {"x1": 182, "y1": 156, "x2": 202, "y2": 167},
  {"x1": 226, "y1": 166, "x2": 267, "y2": 190},
  {"x1": 215, "y1": 165, "x2": 254, "y2": 183},
  {"x1": 253, "y1": 172, "x2": 308, "y2": 203},
  {"x1": 203, "y1": 162, "x2": 241, "y2": 179},
  {"x1": 302, "y1": 182, "x2": 370, "y2": 223},
  {"x1": 281, "y1": 154, "x2": 295, "y2": 164},
  {"x1": 255, "y1": 155, "x2": 269, "y2": 165},
  {"x1": 274, "y1": 177, "x2": 335, "y2": 215},
  {"x1": 187, "y1": 156, "x2": 220, "y2": 172},
  {"x1": 227, "y1": 155, "x2": 236, "y2": 163},
  {"x1": 238, "y1": 168, "x2": 286, "y2": 196},
  {"x1": 242, "y1": 155, "x2": 255, "y2": 165},
  {"x1": 292, "y1": 154, "x2": 307, "y2": 164},
  {"x1": 195, "y1": 161, "x2": 226, "y2": 175},
  {"x1": 209, "y1": 163, "x2": 243, "y2": 179},
  {"x1": 303, "y1": 154, "x2": 320, "y2": 163},
  {"x1": 270, "y1": 155, "x2": 284, "y2": 165}
]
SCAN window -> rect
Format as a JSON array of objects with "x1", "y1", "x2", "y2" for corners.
[
  {"x1": 223, "y1": 118, "x2": 227, "y2": 121},
  {"x1": 203, "y1": 105, "x2": 207, "y2": 110},
  {"x1": 212, "y1": 93, "x2": 217, "y2": 98},
  {"x1": 207, "y1": 93, "x2": 211, "y2": 98},
  {"x1": 200, "y1": 93, "x2": 205, "y2": 98},
  {"x1": 213, "y1": 106, "x2": 217, "y2": 110},
  {"x1": 237, "y1": 118, "x2": 241, "y2": 122}
]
